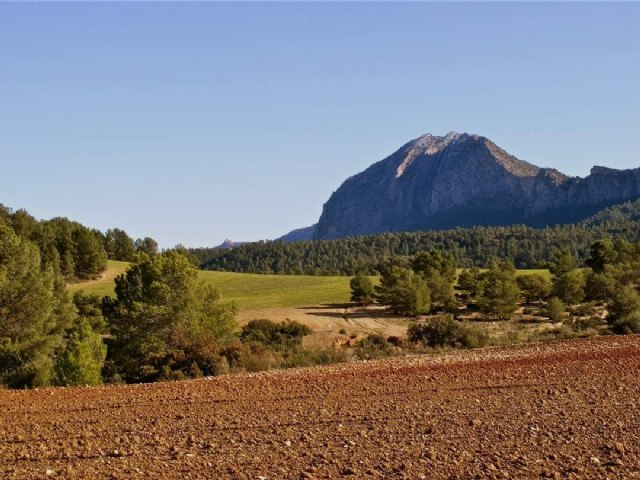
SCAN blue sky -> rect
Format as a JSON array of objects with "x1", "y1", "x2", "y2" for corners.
[{"x1": 1, "y1": 2, "x2": 639, "y2": 247}]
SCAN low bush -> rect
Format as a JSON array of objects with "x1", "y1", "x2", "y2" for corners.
[
  {"x1": 354, "y1": 333, "x2": 394, "y2": 359},
  {"x1": 611, "y1": 310, "x2": 640, "y2": 335},
  {"x1": 571, "y1": 301, "x2": 597, "y2": 317},
  {"x1": 567, "y1": 316, "x2": 602, "y2": 332},
  {"x1": 544, "y1": 298, "x2": 566, "y2": 322},
  {"x1": 241, "y1": 319, "x2": 311, "y2": 351},
  {"x1": 407, "y1": 315, "x2": 488, "y2": 349}
]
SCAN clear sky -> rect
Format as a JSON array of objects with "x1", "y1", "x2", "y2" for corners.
[{"x1": 1, "y1": 2, "x2": 639, "y2": 247}]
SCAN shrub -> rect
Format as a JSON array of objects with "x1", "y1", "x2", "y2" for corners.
[
  {"x1": 544, "y1": 298, "x2": 566, "y2": 322},
  {"x1": 54, "y1": 318, "x2": 106, "y2": 386},
  {"x1": 611, "y1": 310, "x2": 640, "y2": 335},
  {"x1": 571, "y1": 301, "x2": 597, "y2": 317},
  {"x1": 408, "y1": 315, "x2": 488, "y2": 349},
  {"x1": 456, "y1": 324, "x2": 489, "y2": 349},
  {"x1": 565, "y1": 316, "x2": 603, "y2": 333},
  {"x1": 608, "y1": 286, "x2": 640, "y2": 322},
  {"x1": 354, "y1": 334, "x2": 393, "y2": 359},
  {"x1": 241, "y1": 319, "x2": 311, "y2": 351}
]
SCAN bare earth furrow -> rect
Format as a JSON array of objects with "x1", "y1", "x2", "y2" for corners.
[{"x1": 1, "y1": 335, "x2": 639, "y2": 479}]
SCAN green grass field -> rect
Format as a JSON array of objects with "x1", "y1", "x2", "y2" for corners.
[
  {"x1": 69, "y1": 261, "x2": 357, "y2": 310},
  {"x1": 69, "y1": 261, "x2": 551, "y2": 312}
]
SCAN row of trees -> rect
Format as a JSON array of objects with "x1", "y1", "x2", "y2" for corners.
[
  {"x1": 199, "y1": 200, "x2": 640, "y2": 275},
  {"x1": 0, "y1": 204, "x2": 160, "y2": 281},
  {"x1": 350, "y1": 240, "x2": 640, "y2": 329}
]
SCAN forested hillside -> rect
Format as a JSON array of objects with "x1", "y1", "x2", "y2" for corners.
[
  {"x1": 199, "y1": 200, "x2": 640, "y2": 275},
  {"x1": 0, "y1": 204, "x2": 157, "y2": 281}
]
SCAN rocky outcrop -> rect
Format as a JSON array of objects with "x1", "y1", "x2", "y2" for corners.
[
  {"x1": 216, "y1": 239, "x2": 247, "y2": 249},
  {"x1": 313, "y1": 132, "x2": 639, "y2": 240}
]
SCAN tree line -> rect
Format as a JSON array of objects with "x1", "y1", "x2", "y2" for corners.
[
  {"x1": 354, "y1": 239, "x2": 640, "y2": 337},
  {"x1": 197, "y1": 200, "x2": 640, "y2": 275},
  {"x1": 0, "y1": 204, "x2": 160, "y2": 281}
]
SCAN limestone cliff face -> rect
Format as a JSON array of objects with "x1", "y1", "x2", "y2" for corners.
[{"x1": 313, "y1": 133, "x2": 640, "y2": 240}]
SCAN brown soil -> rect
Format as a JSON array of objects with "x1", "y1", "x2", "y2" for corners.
[{"x1": 1, "y1": 335, "x2": 639, "y2": 479}]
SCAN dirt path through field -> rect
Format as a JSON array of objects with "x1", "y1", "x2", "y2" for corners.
[{"x1": 1, "y1": 336, "x2": 639, "y2": 479}]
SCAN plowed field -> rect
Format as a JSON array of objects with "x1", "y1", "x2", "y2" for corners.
[{"x1": 1, "y1": 335, "x2": 639, "y2": 479}]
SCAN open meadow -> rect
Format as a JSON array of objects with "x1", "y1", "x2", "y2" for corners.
[{"x1": 68, "y1": 262, "x2": 560, "y2": 348}]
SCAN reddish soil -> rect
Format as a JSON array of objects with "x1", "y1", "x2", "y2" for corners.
[{"x1": 1, "y1": 335, "x2": 639, "y2": 479}]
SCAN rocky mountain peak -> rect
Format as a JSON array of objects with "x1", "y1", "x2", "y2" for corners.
[
  {"x1": 395, "y1": 132, "x2": 539, "y2": 179},
  {"x1": 396, "y1": 132, "x2": 469, "y2": 178},
  {"x1": 312, "y1": 132, "x2": 640, "y2": 240}
]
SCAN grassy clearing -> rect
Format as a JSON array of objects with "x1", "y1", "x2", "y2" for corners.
[
  {"x1": 513, "y1": 269, "x2": 552, "y2": 280},
  {"x1": 69, "y1": 261, "x2": 551, "y2": 312},
  {"x1": 69, "y1": 261, "x2": 364, "y2": 310},
  {"x1": 68, "y1": 261, "x2": 129, "y2": 298},
  {"x1": 197, "y1": 270, "x2": 358, "y2": 310}
]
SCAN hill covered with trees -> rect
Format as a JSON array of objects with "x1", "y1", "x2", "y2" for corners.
[
  {"x1": 198, "y1": 200, "x2": 640, "y2": 275},
  {"x1": 0, "y1": 204, "x2": 159, "y2": 281}
]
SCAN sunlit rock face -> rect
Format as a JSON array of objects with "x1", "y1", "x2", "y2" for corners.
[{"x1": 313, "y1": 132, "x2": 640, "y2": 240}]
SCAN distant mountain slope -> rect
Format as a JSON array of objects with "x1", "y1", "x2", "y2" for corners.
[
  {"x1": 277, "y1": 224, "x2": 317, "y2": 243},
  {"x1": 313, "y1": 132, "x2": 640, "y2": 239}
]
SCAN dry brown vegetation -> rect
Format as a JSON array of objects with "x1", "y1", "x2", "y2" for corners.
[{"x1": 1, "y1": 335, "x2": 639, "y2": 479}]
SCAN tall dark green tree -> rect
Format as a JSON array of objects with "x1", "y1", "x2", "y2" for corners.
[
  {"x1": 411, "y1": 250, "x2": 456, "y2": 306},
  {"x1": 54, "y1": 318, "x2": 106, "y2": 386},
  {"x1": 478, "y1": 261, "x2": 520, "y2": 320},
  {"x1": 350, "y1": 274, "x2": 375, "y2": 305},
  {"x1": 376, "y1": 266, "x2": 430, "y2": 316},
  {"x1": 585, "y1": 239, "x2": 617, "y2": 273},
  {"x1": 102, "y1": 251, "x2": 239, "y2": 382},
  {"x1": 0, "y1": 226, "x2": 75, "y2": 387}
]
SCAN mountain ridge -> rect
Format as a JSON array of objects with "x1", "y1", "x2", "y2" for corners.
[{"x1": 310, "y1": 132, "x2": 639, "y2": 240}]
